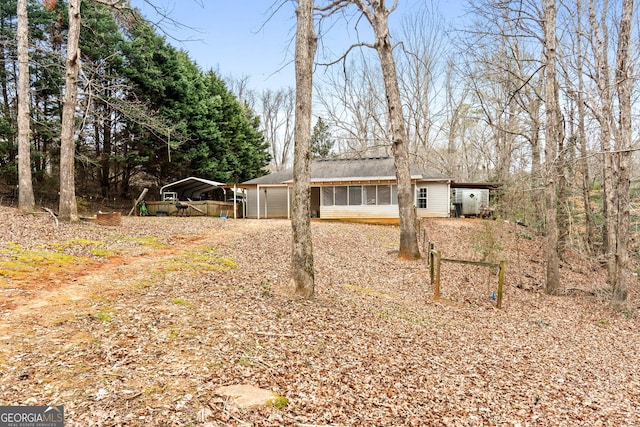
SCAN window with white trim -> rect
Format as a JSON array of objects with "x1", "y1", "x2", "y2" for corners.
[{"x1": 417, "y1": 187, "x2": 428, "y2": 209}]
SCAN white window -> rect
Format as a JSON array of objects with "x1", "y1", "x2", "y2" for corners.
[
  {"x1": 320, "y1": 185, "x2": 400, "y2": 206},
  {"x1": 417, "y1": 187, "x2": 428, "y2": 209}
]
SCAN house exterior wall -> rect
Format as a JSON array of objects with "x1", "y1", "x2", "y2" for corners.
[
  {"x1": 416, "y1": 182, "x2": 451, "y2": 218},
  {"x1": 244, "y1": 181, "x2": 451, "y2": 219},
  {"x1": 245, "y1": 186, "x2": 290, "y2": 218},
  {"x1": 320, "y1": 204, "x2": 399, "y2": 219}
]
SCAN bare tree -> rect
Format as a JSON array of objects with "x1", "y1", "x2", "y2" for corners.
[
  {"x1": 561, "y1": 0, "x2": 596, "y2": 254},
  {"x1": 585, "y1": 0, "x2": 635, "y2": 306},
  {"x1": 315, "y1": 54, "x2": 389, "y2": 156},
  {"x1": 397, "y1": 3, "x2": 447, "y2": 158},
  {"x1": 610, "y1": 0, "x2": 634, "y2": 309},
  {"x1": 58, "y1": 0, "x2": 81, "y2": 221},
  {"x1": 543, "y1": 0, "x2": 561, "y2": 294},
  {"x1": 290, "y1": 0, "x2": 316, "y2": 298},
  {"x1": 16, "y1": 0, "x2": 34, "y2": 212},
  {"x1": 324, "y1": 0, "x2": 419, "y2": 259},
  {"x1": 441, "y1": 58, "x2": 492, "y2": 183},
  {"x1": 456, "y1": 1, "x2": 546, "y2": 225},
  {"x1": 261, "y1": 88, "x2": 295, "y2": 171},
  {"x1": 225, "y1": 74, "x2": 256, "y2": 109},
  {"x1": 589, "y1": 0, "x2": 616, "y2": 281}
]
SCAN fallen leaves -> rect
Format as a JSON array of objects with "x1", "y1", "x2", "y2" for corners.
[{"x1": 0, "y1": 208, "x2": 638, "y2": 425}]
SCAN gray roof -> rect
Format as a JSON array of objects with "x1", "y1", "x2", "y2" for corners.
[{"x1": 242, "y1": 157, "x2": 450, "y2": 185}]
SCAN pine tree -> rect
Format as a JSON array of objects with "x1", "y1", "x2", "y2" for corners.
[{"x1": 311, "y1": 117, "x2": 334, "y2": 159}]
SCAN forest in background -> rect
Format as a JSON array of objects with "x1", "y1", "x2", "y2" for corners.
[
  {"x1": 1, "y1": 0, "x2": 639, "y2": 305},
  {"x1": 230, "y1": 0, "x2": 640, "y2": 260},
  {"x1": 0, "y1": 0, "x2": 271, "y2": 203}
]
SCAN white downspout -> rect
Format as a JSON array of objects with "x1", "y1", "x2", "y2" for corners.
[
  {"x1": 264, "y1": 188, "x2": 268, "y2": 219},
  {"x1": 287, "y1": 185, "x2": 290, "y2": 220},
  {"x1": 257, "y1": 185, "x2": 260, "y2": 219},
  {"x1": 233, "y1": 184, "x2": 237, "y2": 219}
]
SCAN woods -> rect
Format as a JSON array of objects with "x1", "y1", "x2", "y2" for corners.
[
  {"x1": 304, "y1": 0, "x2": 638, "y2": 307},
  {"x1": 1, "y1": 1, "x2": 639, "y2": 304},
  {"x1": 1, "y1": 0, "x2": 270, "y2": 209}
]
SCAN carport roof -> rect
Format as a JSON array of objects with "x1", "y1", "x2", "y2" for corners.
[{"x1": 159, "y1": 177, "x2": 226, "y2": 199}]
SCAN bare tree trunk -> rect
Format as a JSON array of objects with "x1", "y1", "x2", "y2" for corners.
[
  {"x1": 611, "y1": 0, "x2": 634, "y2": 309},
  {"x1": 17, "y1": 0, "x2": 35, "y2": 212},
  {"x1": 588, "y1": 0, "x2": 617, "y2": 287},
  {"x1": 575, "y1": 0, "x2": 596, "y2": 255},
  {"x1": 59, "y1": 0, "x2": 81, "y2": 221},
  {"x1": 290, "y1": 0, "x2": 316, "y2": 298},
  {"x1": 557, "y1": 127, "x2": 569, "y2": 258},
  {"x1": 543, "y1": 0, "x2": 561, "y2": 294},
  {"x1": 353, "y1": 0, "x2": 420, "y2": 259}
]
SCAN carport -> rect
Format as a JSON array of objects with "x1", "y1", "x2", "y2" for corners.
[
  {"x1": 159, "y1": 177, "x2": 227, "y2": 201},
  {"x1": 142, "y1": 177, "x2": 244, "y2": 218}
]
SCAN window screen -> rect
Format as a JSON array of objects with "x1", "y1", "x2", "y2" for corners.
[
  {"x1": 335, "y1": 186, "x2": 347, "y2": 205},
  {"x1": 364, "y1": 186, "x2": 377, "y2": 205},
  {"x1": 348, "y1": 186, "x2": 362, "y2": 205},
  {"x1": 322, "y1": 187, "x2": 334, "y2": 206},
  {"x1": 378, "y1": 185, "x2": 391, "y2": 205}
]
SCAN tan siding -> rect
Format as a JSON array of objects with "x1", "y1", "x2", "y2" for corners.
[{"x1": 245, "y1": 188, "x2": 258, "y2": 218}]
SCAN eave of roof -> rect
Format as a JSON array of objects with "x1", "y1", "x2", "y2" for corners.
[
  {"x1": 240, "y1": 157, "x2": 451, "y2": 186},
  {"x1": 451, "y1": 182, "x2": 503, "y2": 189}
]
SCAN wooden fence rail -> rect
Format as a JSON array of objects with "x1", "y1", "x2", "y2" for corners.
[{"x1": 429, "y1": 243, "x2": 504, "y2": 308}]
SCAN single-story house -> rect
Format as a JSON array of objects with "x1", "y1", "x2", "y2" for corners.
[{"x1": 238, "y1": 157, "x2": 452, "y2": 220}]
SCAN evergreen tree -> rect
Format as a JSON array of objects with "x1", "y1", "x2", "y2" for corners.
[
  {"x1": 0, "y1": 0, "x2": 18, "y2": 186},
  {"x1": 0, "y1": 3, "x2": 271, "y2": 202},
  {"x1": 78, "y1": 1, "x2": 126, "y2": 197},
  {"x1": 311, "y1": 116, "x2": 334, "y2": 159},
  {"x1": 199, "y1": 71, "x2": 270, "y2": 182}
]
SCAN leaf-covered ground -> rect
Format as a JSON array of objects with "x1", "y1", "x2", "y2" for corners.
[{"x1": 0, "y1": 206, "x2": 639, "y2": 426}]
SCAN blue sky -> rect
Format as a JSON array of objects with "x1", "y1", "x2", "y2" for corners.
[
  {"x1": 129, "y1": 1, "x2": 298, "y2": 90},
  {"x1": 128, "y1": 1, "x2": 464, "y2": 92}
]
